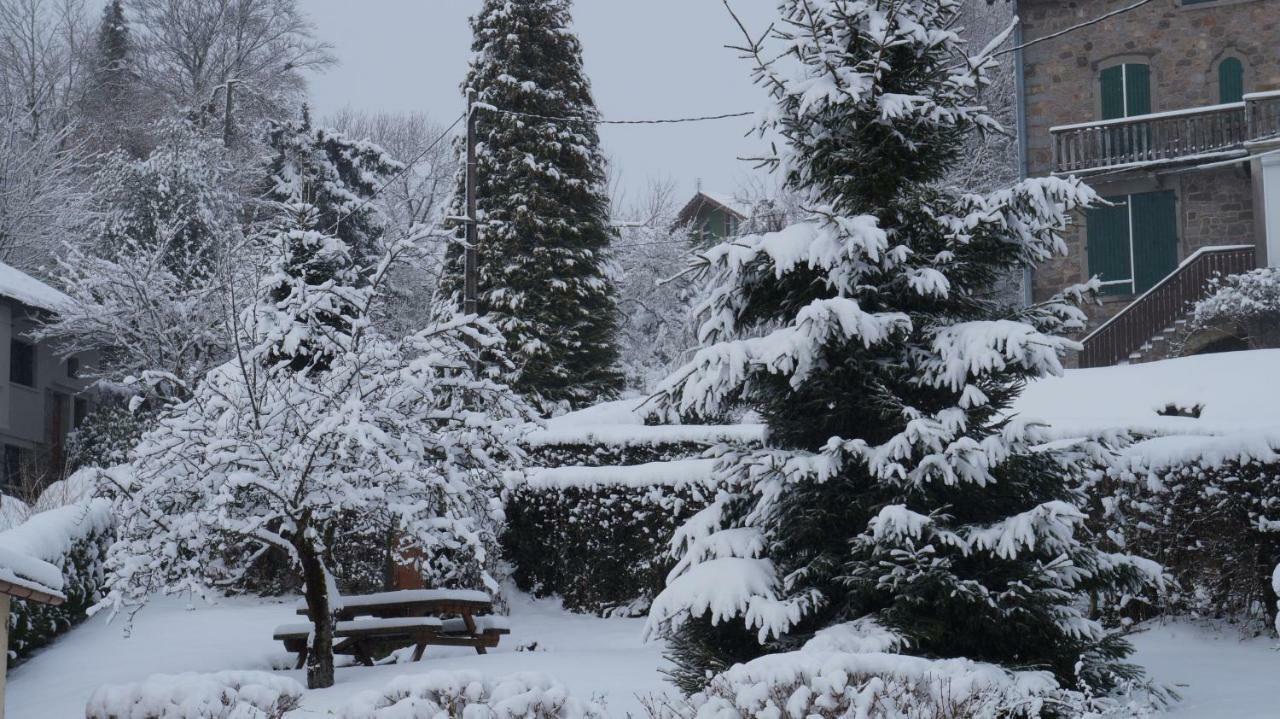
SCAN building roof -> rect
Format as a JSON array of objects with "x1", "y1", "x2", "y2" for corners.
[
  {"x1": 0, "y1": 261, "x2": 72, "y2": 314},
  {"x1": 674, "y1": 191, "x2": 750, "y2": 228}
]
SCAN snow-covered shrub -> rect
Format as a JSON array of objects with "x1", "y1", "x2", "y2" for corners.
[
  {"x1": 1091, "y1": 440, "x2": 1280, "y2": 629},
  {"x1": 85, "y1": 670, "x2": 303, "y2": 719},
  {"x1": 504, "y1": 462, "x2": 716, "y2": 615},
  {"x1": 687, "y1": 649, "x2": 1060, "y2": 719},
  {"x1": 1188, "y1": 268, "x2": 1280, "y2": 351},
  {"x1": 66, "y1": 400, "x2": 157, "y2": 473},
  {"x1": 339, "y1": 670, "x2": 606, "y2": 719},
  {"x1": 3, "y1": 498, "x2": 114, "y2": 662}
]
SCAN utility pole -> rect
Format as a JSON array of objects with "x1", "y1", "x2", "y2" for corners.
[
  {"x1": 464, "y1": 88, "x2": 479, "y2": 319},
  {"x1": 222, "y1": 79, "x2": 237, "y2": 147}
]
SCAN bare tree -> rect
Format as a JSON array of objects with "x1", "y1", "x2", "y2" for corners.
[
  {"x1": 0, "y1": 116, "x2": 87, "y2": 269},
  {"x1": 949, "y1": 0, "x2": 1020, "y2": 194},
  {"x1": 131, "y1": 0, "x2": 334, "y2": 131},
  {"x1": 0, "y1": 0, "x2": 93, "y2": 140}
]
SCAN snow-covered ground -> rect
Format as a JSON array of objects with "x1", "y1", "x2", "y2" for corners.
[
  {"x1": 8, "y1": 589, "x2": 1278, "y2": 718},
  {"x1": 7, "y1": 592, "x2": 670, "y2": 718}
]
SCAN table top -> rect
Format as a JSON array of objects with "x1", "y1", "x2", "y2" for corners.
[{"x1": 295, "y1": 588, "x2": 493, "y2": 618}]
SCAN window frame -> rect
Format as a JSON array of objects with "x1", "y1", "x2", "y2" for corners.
[{"x1": 9, "y1": 339, "x2": 35, "y2": 388}]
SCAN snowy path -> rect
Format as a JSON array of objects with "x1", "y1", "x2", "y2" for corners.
[
  {"x1": 7, "y1": 592, "x2": 671, "y2": 718},
  {"x1": 1130, "y1": 621, "x2": 1280, "y2": 719},
  {"x1": 6, "y1": 592, "x2": 1276, "y2": 718}
]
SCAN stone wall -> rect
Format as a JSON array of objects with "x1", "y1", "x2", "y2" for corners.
[{"x1": 1020, "y1": 0, "x2": 1275, "y2": 307}]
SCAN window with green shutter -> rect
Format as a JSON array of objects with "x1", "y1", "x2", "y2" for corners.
[
  {"x1": 1100, "y1": 63, "x2": 1151, "y2": 120},
  {"x1": 1086, "y1": 191, "x2": 1178, "y2": 296},
  {"x1": 1219, "y1": 57, "x2": 1244, "y2": 104}
]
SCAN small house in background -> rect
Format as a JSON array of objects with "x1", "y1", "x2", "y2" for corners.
[
  {"x1": 0, "y1": 263, "x2": 95, "y2": 496},
  {"x1": 674, "y1": 190, "x2": 749, "y2": 244}
]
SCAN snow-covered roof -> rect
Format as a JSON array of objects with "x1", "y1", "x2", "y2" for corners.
[{"x1": 0, "y1": 260, "x2": 71, "y2": 314}]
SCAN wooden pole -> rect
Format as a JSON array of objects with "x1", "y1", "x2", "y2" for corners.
[
  {"x1": 0, "y1": 593, "x2": 10, "y2": 719},
  {"x1": 464, "y1": 89, "x2": 479, "y2": 319},
  {"x1": 222, "y1": 79, "x2": 237, "y2": 147}
]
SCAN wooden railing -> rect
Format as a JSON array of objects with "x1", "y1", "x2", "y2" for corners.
[
  {"x1": 1052, "y1": 92, "x2": 1280, "y2": 174},
  {"x1": 1078, "y1": 245, "x2": 1256, "y2": 368}
]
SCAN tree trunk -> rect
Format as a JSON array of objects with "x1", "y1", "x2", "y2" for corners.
[{"x1": 298, "y1": 543, "x2": 336, "y2": 689}]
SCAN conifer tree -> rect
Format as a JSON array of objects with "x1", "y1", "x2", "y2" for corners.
[
  {"x1": 83, "y1": 0, "x2": 146, "y2": 155},
  {"x1": 447, "y1": 0, "x2": 621, "y2": 412},
  {"x1": 646, "y1": 0, "x2": 1163, "y2": 697},
  {"x1": 263, "y1": 108, "x2": 402, "y2": 269}
]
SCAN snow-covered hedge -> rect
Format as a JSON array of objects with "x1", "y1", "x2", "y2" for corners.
[
  {"x1": 1190, "y1": 267, "x2": 1280, "y2": 350},
  {"x1": 339, "y1": 670, "x2": 606, "y2": 719},
  {"x1": 504, "y1": 460, "x2": 716, "y2": 615},
  {"x1": 1093, "y1": 435, "x2": 1280, "y2": 628},
  {"x1": 2, "y1": 496, "x2": 114, "y2": 662},
  {"x1": 522, "y1": 423, "x2": 765, "y2": 468},
  {"x1": 85, "y1": 670, "x2": 303, "y2": 719}
]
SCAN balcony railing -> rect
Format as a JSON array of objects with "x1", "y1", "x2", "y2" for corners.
[
  {"x1": 1078, "y1": 244, "x2": 1257, "y2": 369},
  {"x1": 1052, "y1": 91, "x2": 1280, "y2": 174}
]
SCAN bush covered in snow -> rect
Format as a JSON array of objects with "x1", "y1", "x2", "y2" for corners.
[
  {"x1": 85, "y1": 670, "x2": 303, "y2": 719},
  {"x1": 4, "y1": 498, "x2": 114, "y2": 662},
  {"x1": 339, "y1": 670, "x2": 606, "y2": 719},
  {"x1": 1189, "y1": 267, "x2": 1280, "y2": 351},
  {"x1": 504, "y1": 461, "x2": 716, "y2": 615},
  {"x1": 1091, "y1": 439, "x2": 1280, "y2": 629}
]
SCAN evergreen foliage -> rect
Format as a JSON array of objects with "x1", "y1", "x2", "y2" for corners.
[
  {"x1": 263, "y1": 109, "x2": 402, "y2": 269},
  {"x1": 645, "y1": 0, "x2": 1164, "y2": 698},
  {"x1": 83, "y1": 0, "x2": 148, "y2": 156},
  {"x1": 446, "y1": 0, "x2": 622, "y2": 412}
]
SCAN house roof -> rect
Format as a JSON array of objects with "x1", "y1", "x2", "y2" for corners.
[
  {"x1": 0, "y1": 261, "x2": 72, "y2": 314},
  {"x1": 674, "y1": 191, "x2": 750, "y2": 228}
]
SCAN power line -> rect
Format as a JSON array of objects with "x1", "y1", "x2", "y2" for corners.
[
  {"x1": 481, "y1": 106, "x2": 754, "y2": 125},
  {"x1": 995, "y1": 0, "x2": 1159, "y2": 57},
  {"x1": 323, "y1": 112, "x2": 466, "y2": 236}
]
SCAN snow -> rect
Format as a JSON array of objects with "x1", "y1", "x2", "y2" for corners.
[
  {"x1": 338, "y1": 670, "x2": 604, "y2": 719},
  {"x1": 0, "y1": 259, "x2": 72, "y2": 313},
  {"x1": 86, "y1": 670, "x2": 302, "y2": 719},
  {"x1": 541, "y1": 398, "x2": 651, "y2": 428},
  {"x1": 515, "y1": 458, "x2": 717, "y2": 489},
  {"x1": 1129, "y1": 621, "x2": 1280, "y2": 719},
  {"x1": 0, "y1": 499, "x2": 112, "y2": 598},
  {"x1": 524, "y1": 423, "x2": 766, "y2": 448},
  {"x1": 6, "y1": 592, "x2": 671, "y2": 718},
  {"x1": 294, "y1": 588, "x2": 492, "y2": 613},
  {"x1": 1013, "y1": 350, "x2": 1280, "y2": 436},
  {"x1": 273, "y1": 617, "x2": 444, "y2": 638}
]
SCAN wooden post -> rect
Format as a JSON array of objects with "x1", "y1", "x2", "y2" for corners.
[
  {"x1": 0, "y1": 593, "x2": 11, "y2": 719},
  {"x1": 223, "y1": 79, "x2": 237, "y2": 147}
]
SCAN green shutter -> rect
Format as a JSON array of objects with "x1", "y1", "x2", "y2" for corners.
[
  {"x1": 1101, "y1": 66, "x2": 1126, "y2": 120},
  {"x1": 1130, "y1": 191, "x2": 1178, "y2": 294},
  {"x1": 1124, "y1": 64, "x2": 1151, "y2": 116},
  {"x1": 1219, "y1": 57, "x2": 1244, "y2": 104},
  {"x1": 1086, "y1": 196, "x2": 1133, "y2": 295}
]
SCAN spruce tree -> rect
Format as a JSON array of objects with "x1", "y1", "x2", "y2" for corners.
[
  {"x1": 263, "y1": 108, "x2": 402, "y2": 269},
  {"x1": 646, "y1": 0, "x2": 1163, "y2": 697},
  {"x1": 83, "y1": 0, "x2": 146, "y2": 155},
  {"x1": 447, "y1": 0, "x2": 622, "y2": 412}
]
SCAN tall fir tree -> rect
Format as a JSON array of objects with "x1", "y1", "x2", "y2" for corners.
[
  {"x1": 83, "y1": 0, "x2": 147, "y2": 156},
  {"x1": 446, "y1": 0, "x2": 622, "y2": 412},
  {"x1": 645, "y1": 0, "x2": 1163, "y2": 698}
]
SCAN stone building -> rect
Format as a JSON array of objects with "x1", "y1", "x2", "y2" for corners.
[{"x1": 1013, "y1": 0, "x2": 1280, "y2": 366}]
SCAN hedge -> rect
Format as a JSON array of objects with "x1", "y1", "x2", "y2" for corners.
[
  {"x1": 503, "y1": 459, "x2": 717, "y2": 616},
  {"x1": 1, "y1": 497, "x2": 115, "y2": 662}
]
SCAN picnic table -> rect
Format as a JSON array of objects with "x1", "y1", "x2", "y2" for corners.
[{"x1": 273, "y1": 589, "x2": 510, "y2": 668}]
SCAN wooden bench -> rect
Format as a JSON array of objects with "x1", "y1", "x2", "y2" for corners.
[{"x1": 276, "y1": 589, "x2": 511, "y2": 667}]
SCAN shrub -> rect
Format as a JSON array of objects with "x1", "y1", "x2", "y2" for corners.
[
  {"x1": 1189, "y1": 268, "x2": 1280, "y2": 351},
  {"x1": 1090, "y1": 439, "x2": 1280, "y2": 629},
  {"x1": 3, "y1": 498, "x2": 114, "y2": 662},
  {"x1": 503, "y1": 460, "x2": 716, "y2": 615},
  {"x1": 85, "y1": 670, "x2": 303, "y2": 719},
  {"x1": 340, "y1": 670, "x2": 606, "y2": 719}
]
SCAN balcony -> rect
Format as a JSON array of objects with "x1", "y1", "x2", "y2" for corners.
[{"x1": 1051, "y1": 91, "x2": 1280, "y2": 175}]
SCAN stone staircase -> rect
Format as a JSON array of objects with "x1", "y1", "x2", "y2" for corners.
[{"x1": 1121, "y1": 315, "x2": 1192, "y2": 365}]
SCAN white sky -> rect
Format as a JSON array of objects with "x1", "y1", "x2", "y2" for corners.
[{"x1": 301, "y1": 1, "x2": 779, "y2": 207}]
